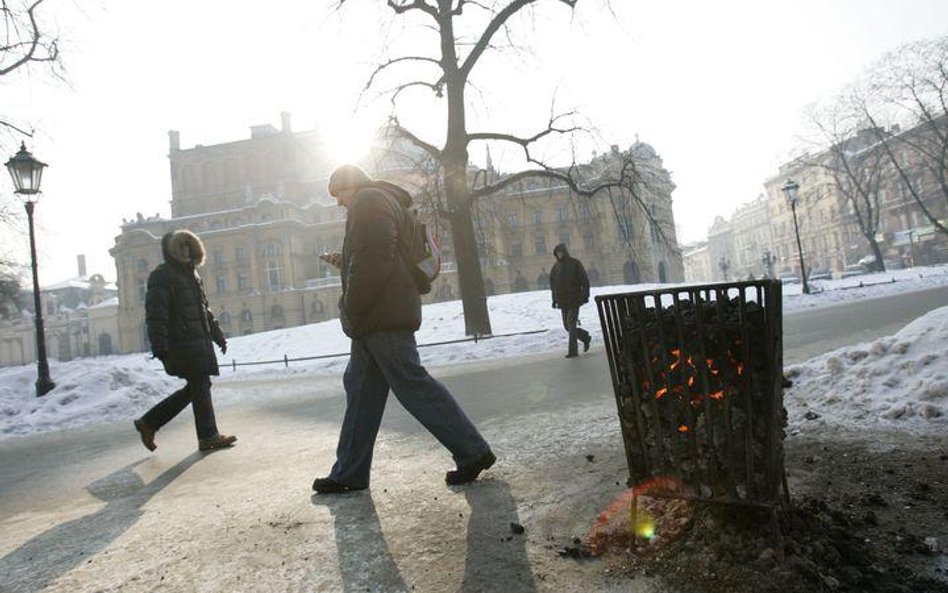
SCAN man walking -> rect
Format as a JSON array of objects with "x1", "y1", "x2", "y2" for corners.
[
  {"x1": 133, "y1": 229, "x2": 237, "y2": 453},
  {"x1": 312, "y1": 165, "x2": 495, "y2": 494},
  {"x1": 550, "y1": 243, "x2": 591, "y2": 358}
]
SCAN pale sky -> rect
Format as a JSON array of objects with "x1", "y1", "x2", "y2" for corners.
[{"x1": 4, "y1": 0, "x2": 948, "y2": 284}]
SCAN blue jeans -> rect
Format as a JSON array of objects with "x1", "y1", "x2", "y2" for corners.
[
  {"x1": 329, "y1": 330, "x2": 491, "y2": 487},
  {"x1": 142, "y1": 375, "x2": 218, "y2": 441}
]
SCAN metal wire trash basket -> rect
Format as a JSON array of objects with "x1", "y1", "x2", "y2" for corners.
[{"x1": 595, "y1": 280, "x2": 789, "y2": 514}]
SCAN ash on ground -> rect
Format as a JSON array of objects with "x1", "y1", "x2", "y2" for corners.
[{"x1": 582, "y1": 433, "x2": 948, "y2": 593}]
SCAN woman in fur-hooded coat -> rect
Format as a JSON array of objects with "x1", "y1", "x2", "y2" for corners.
[
  {"x1": 146, "y1": 229, "x2": 225, "y2": 377},
  {"x1": 134, "y1": 229, "x2": 236, "y2": 453}
]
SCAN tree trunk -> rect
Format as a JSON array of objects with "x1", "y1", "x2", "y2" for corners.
[
  {"x1": 442, "y1": 123, "x2": 491, "y2": 336},
  {"x1": 445, "y1": 190, "x2": 492, "y2": 336},
  {"x1": 867, "y1": 235, "x2": 886, "y2": 272},
  {"x1": 439, "y1": 9, "x2": 492, "y2": 337}
]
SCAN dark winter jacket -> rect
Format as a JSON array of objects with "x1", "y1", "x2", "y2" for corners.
[
  {"x1": 145, "y1": 230, "x2": 226, "y2": 378},
  {"x1": 550, "y1": 243, "x2": 590, "y2": 309},
  {"x1": 339, "y1": 181, "x2": 422, "y2": 338}
]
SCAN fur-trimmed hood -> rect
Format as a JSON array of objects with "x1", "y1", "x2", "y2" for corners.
[{"x1": 161, "y1": 229, "x2": 206, "y2": 267}]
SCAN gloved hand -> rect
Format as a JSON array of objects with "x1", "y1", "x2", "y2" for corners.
[
  {"x1": 552, "y1": 301, "x2": 558, "y2": 309},
  {"x1": 217, "y1": 339, "x2": 227, "y2": 355}
]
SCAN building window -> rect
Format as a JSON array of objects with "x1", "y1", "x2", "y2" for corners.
[
  {"x1": 203, "y1": 162, "x2": 219, "y2": 188},
  {"x1": 224, "y1": 159, "x2": 239, "y2": 184},
  {"x1": 219, "y1": 311, "x2": 231, "y2": 325},
  {"x1": 507, "y1": 213, "x2": 518, "y2": 229},
  {"x1": 618, "y1": 219, "x2": 635, "y2": 241},
  {"x1": 583, "y1": 231, "x2": 595, "y2": 250},
  {"x1": 263, "y1": 242, "x2": 282, "y2": 257},
  {"x1": 138, "y1": 279, "x2": 147, "y2": 304},
  {"x1": 271, "y1": 304, "x2": 284, "y2": 319},
  {"x1": 556, "y1": 206, "x2": 568, "y2": 222},
  {"x1": 216, "y1": 275, "x2": 227, "y2": 293},
  {"x1": 535, "y1": 235, "x2": 547, "y2": 254},
  {"x1": 235, "y1": 247, "x2": 245, "y2": 261},
  {"x1": 558, "y1": 233, "x2": 570, "y2": 248},
  {"x1": 311, "y1": 299, "x2": 325, "y2": 318},
  {"x1": 267, "y1": 260, "x2": 282, "y2": 290},
  {"x1": 238, "y1": 273, "x2": 250, "y2": 291},
  {"x1": 98, "y1": 333, "x2": 113, "y2": 356},
  {"x1": 213, "y1": 250, "x2": 224, "y2": 264},
  {"x1": 241, "y1": 309, "x2": 253, "y2": 323},
  {"x1": 579, "y1": 204, "x2": 592, "y2": 219},
  {"x1": 511, "y1": 242, "x2": 523, "y2": 257},
  {"x1": 532, "y1": 210, "x2": 542, "y2": 225}
]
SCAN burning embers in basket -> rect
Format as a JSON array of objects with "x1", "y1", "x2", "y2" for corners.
[{"x1": 596, "y1": 281, "x2": 787, "y2": 508}]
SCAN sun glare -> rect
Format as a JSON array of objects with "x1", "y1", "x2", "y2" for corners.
[{"x1": 321, "y1": 116, "x2": 375, "y2": 165}]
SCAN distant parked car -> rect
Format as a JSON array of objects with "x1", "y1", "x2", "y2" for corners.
[
  {"x1": 808, "y1": 268, "x2": 832, "y2": 281},
  {"x1": 840, "y1": 264, "x2": 869, "y2": 279},
  {"x1": 857, "y1": 255, "x2": 904, "y2": 272}
]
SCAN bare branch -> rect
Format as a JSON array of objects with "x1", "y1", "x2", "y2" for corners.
[
  {"x1": 362, "y1": 55, "x2": 443, "y2": 93},
  {"x1": 0, "y1": 119, "x2": 34, "y2": 137},
  {"x1": 0, "y1": 0, "x2": 59, "y2": 77},
  {"x1": 386, "y1": 0, "x2": 439, "y2": 17},
  {"x1": 385, "y1": 117, "x2": 442, "y2": 161},
  {"x1": 459, "y1": 0, "x2": 575, "y2": 78}
]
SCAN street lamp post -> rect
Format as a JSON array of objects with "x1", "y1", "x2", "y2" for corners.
[
  {"x1": 5, "y1": 143, "x2": 55, "y2": 396},
  {"x1": 781, "y1": 179, "x2": 810, "y2": 295}
]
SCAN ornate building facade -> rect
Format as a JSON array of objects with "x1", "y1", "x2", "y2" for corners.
[
  {"x1": 716, "y1": 119, "x2": 948, "y2": 282},
  {"x1": 108, "y1": 115, "x2": 683, "y2": 355},
  {"x1": 0, "y1": 255, "x2": 118, "y2": 367}
]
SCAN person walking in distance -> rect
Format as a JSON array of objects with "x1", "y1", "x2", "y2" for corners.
[
  {"x1": 550, "y1": 243, "x2": 591, "y2": 358},
  {"x1": 133, "y1": 230, "x2": 237, "y2": 453},
  {"x1": 312, "y1": 164, "x2": 495, "y2": 494}
]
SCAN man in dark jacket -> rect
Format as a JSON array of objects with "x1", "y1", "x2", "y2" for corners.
[
  {"x1": 312, "y1": 165, "x2": 495, "y2": 494},
  {"x1": 550, "y1": 243, "x2": 591, "y2": 358},
  {"x1": 133, "y1": 229, "x2": 237, "y2": 453}
]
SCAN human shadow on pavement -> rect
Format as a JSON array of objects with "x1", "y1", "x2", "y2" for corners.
[
  {"x1": 312, "y1": 491, "x2": 410, "y2": 593},
  {"x1": 461, "y1": 479, "x2": 537, "y2": 593},
  {"x1": 0, "y1": 452, "x2": 203, "y2": 593}
]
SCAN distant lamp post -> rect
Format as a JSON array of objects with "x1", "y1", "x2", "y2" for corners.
[
  {"x1": 781, "y1": 179, "x2": 810, "y2": 295},
  {"x1": 761, "y1": 248, "x2": 777, "y2": 279},
  {"x1": 5, "y1": 143, "x2": 55, "y2": 396}
]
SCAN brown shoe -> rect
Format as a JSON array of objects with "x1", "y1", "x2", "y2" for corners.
[
  {"x1": 199, "y1": 434, "x2": 237, "y2": 452},
  {"x1": 134, "y1": 418, "x2": 156, "y2": 452}
]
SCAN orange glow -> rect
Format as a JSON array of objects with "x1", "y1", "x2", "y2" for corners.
[
  {"x1": 677, "y1": 424, "x2": 688, "y2": 432},
  {"x1": 709, "y1": 391, "x2": 725, "y2": 400},
  {"x1": 669, "y1": 349, "x2": 681, "y2": 371},
  {"x1": 655, "y1": 387, "x2": 668, "y2": 399}
]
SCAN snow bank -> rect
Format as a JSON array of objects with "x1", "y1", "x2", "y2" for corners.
[{"x1": 786, "y1": 305, "x2": 948, "y2": 429}]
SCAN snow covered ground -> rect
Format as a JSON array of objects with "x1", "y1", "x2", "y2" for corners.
[{"x1": 1, "y1": 265, "x2": 947, "y2": 441}]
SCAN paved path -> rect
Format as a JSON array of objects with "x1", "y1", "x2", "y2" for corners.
[{"x1": 2, "y1": 287, "x2": 946, "y2": 592}]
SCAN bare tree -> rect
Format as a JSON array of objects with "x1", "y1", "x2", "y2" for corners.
[
  {"x1": 2, "y1": 0, "x2": 62, "y2": 139},
  {"x1": 860, "y1": 36, "x2": 948, "y2": 238},
  {"x1": 803, "y1": 101, "x2": 888, "y2": 271},
  {"x1": 336, "y1": 0, "x2": 665, "y2": 336},
  {"x1": 0, "y1": 263, "x2": 23, "y2": 319},
  {"x1": 2, "y1": 0, "x2": 62, "y2": 269}
]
